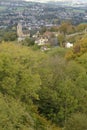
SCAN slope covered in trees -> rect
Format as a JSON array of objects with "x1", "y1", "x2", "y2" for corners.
[{"x1": 0, "y1": 40, "x2": 87, "y2": 130}]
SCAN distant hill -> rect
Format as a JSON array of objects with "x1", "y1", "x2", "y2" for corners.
[
  {"x1": 0, "y1": 0, "x2": 23, "y2": 1},
  {"x1": 25, "y1": 0, "x2": 87, "y2": 3}
]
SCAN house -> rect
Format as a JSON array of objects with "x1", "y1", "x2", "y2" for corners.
[
  {"x1": 32, "y1": 31, "x2": 40, "y2": 38},
  {"x1": 41, "y1": 46, "x2": 50, "y2": 51},
  {"x1": 43, "y1": 31, "x2": 54, "y2": 39},
  {"x1": 65, "y1": 42, "x2": 73, "y2": 48},
  {"x1": 35, "y1": 36, "x2": 49, "y2": 46}
]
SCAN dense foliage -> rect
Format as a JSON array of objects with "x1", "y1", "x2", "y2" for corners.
[
  {"x1": 0, "y1": 27, "x2": 17, "y2": 42},
  {"x1": 0, "y1": 43, "x2": 61, "y2": 130},
  {"x1": 0, "y1": 33, "x2": 87, "y2": 129}
]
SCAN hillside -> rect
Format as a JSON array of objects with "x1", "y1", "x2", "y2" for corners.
[{"x1": 0, "y1": 36, "x2": 87, "y2": 129}]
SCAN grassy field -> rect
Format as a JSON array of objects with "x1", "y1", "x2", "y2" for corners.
[
  {"x1": 73, "y1": 9, "x2": 85, "y2": 13},
  {"x1": 16, "y1": 7, "x2": 25, "y2": 11},
  {"x1": 0, "y1": 6, "x2": 7, "y2": 12}
]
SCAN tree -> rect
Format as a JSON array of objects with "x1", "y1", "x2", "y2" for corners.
[
  {"x1": 59, "y1": 22, "x2": 74, "y2": 35},
  {"x1": 58, "y1": 34, "x2": 65, "y2": 47},
  {"x1": 65, "y1": 37, "x2": 87, "y2": 60},
  {"x1": 0, "y1": 93, "x2": 34, "y2": 130},
  {"x1": 3, "y1": 31, "x2": 17, "y2": 41},
  {"x1": 64, "y1": 113, "x2": 87, "y2": 130},
  {"x1": 22, "y1": 37, "x2": 35, "y2": 46},
  {"x1": 37, "y1": 56, "x2": 80, "y2": 126},
  {"x1": 77, "y1": 23, "x2": 87, "y2": 32},
  {"x1": 0, "y1": 42, "x2": 63, "y2": 130},
  {"x1": 0, "y1": 43, "x2": 41, "y2": 103},
  {"x1": 66, "y1": 61, "x2": 85, "y2": 82}
]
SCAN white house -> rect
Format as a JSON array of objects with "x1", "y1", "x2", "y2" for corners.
[
  {"x1": 65, "y1": 42, "x2": 73, "y2": 48},
  {"x1": 35, "y1": 37, "x2": 48, "y2": 46}
]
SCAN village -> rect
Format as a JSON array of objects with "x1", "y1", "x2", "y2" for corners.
[
  {"x1": 17, "y1": 22, "x2": 74, "y2": 51},
  {"x1": 0, "y1": 0, "x2": 87, "y2": 30},
  {"x1": 0, "y1": 0, "x2": 87, "y2": 50}
]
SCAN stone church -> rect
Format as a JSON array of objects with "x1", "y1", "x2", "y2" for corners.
[{"x1": 17, "y1": 23, "x2": 30, "y2": 41}]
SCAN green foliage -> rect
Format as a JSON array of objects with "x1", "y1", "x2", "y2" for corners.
[
  {"x1": 0, "y1": 42, "x2": 62, "y2": 130},
  {"x1": 58, "y1": 34, "x2": 65, "y2": 47},
  {"x1": 37, "y1": 50, "x2": 87, "y2": 127},
  {"x1": 22, "y1": 37, "x2": 35, "y2": 46},
  {"x1": 0, "y1": 43, "x2": 41, "y2": 102},
  {"x1": 37, "y1": 56, "x2": 76, "y2": 126},
  {"x1": 59, "y1": 22, "x2": 76, "y2": 35},
  {"x1": 0, "y1": 93, "x2": 34, "y2": 130},
  {"x1": 65, "y1": 37, "x2": 87, "y2": 60},
  {"x1": 76, "y1": 53, "x2": 87, "y2": 69},
  {"x1": 0, "y1": 37, "x2": 87, "y2": 130},
  {"x1": 0, "y1": 27, "x2": 17, "y2": 42},
  {"x1": 2, "y1": 31, "x2": 17, "y2": 41},
  {"x1": 66, "y1": 61, "x2": 85, "y2": 81},
  {"x1": 77, "y1": 23, "x2": 87, "y2": 32},
  {"x1": 64, "y1": 113, "x2": 87, "y2": 130}
]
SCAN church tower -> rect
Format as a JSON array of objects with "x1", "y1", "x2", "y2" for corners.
[
  {"x1": 17, "y1": 22, "x2": 30, "y2": 41},
  {"x1": 17, "y1": 23, "x2": 24, "y2": 37}
]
